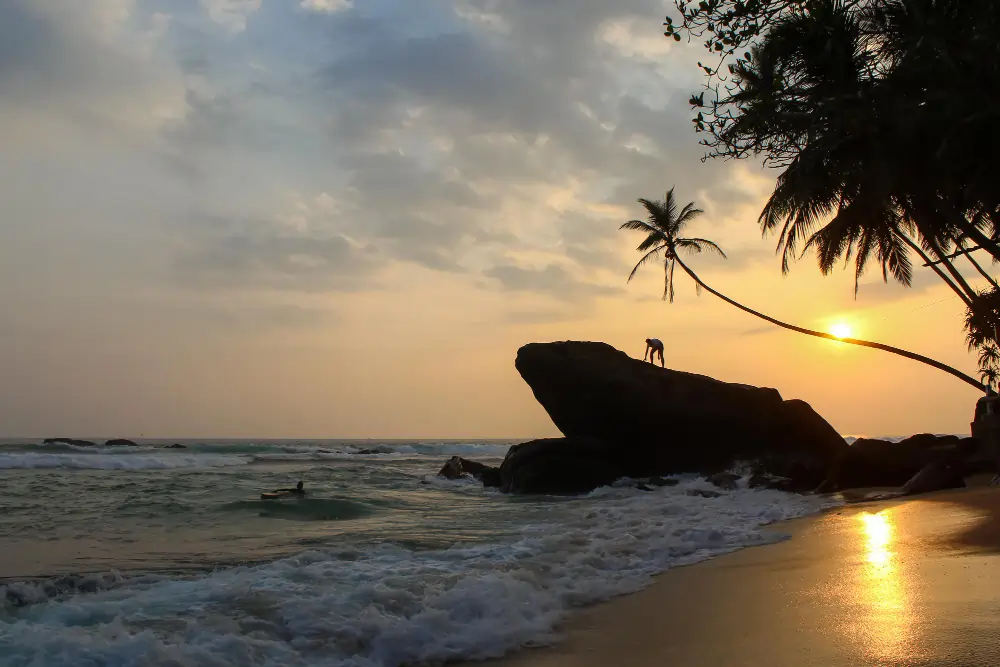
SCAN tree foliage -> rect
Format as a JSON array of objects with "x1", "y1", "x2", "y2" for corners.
[{"x1": 664, "y1": 0, "x2": 1000, "y2": 389}]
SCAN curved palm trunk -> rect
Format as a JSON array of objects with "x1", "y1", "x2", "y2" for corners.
[
  {"x1": 899, "y1": 234, "x2": 974, "y2": 307},
  {"x1": 962, "y1": 246, "x2": 999, "y2": 290},
  {"x1": 672, "y1": 256, "x2": 985, "y2": 392}
]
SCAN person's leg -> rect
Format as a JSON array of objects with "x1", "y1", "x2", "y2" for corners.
[{"x1": 658, "y1": 348, "x2": 664, "y2": 367}]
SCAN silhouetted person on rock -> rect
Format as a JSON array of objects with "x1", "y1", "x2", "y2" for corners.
[{"x1": 644, "y1": 338, "x2": 664, "y2": 367}]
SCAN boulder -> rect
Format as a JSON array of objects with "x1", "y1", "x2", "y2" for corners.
[
  {"x1": 818, "y1": 433, "x2": 975, "y2": 491},
  {"x1": 438, "y1": 456, "x2": 501, "y2": 487},
  {"x1": 499, "y1": 437, "x2": 624, "y2": 495},
  {"x1": 901, "y1": 460, "x2": 966, "y2": 496},
  {"x1": 105, "y1": 439, "x2": 138, "y2": 447},
  {"x1": 43, "y1": 438, "x2": 96, "y2": 447},
  {"x1": 514, "y1": 341, "x2": 847, "y2": 490}
]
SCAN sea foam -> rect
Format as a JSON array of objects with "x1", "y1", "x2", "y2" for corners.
[
  {"x1": 0, "y1": 479, "x2": 837, "y2": 667},
  {"x1": 0, "y1": 453, "x2": 249, "y2": 470}
]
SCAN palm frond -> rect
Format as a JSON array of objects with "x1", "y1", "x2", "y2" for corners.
[{"x1": 627, "y1": 246, "x2": 666, "y2": 283}]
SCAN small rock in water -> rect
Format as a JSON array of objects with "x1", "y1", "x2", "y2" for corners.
[
  {"x1": 747, "y1": 473, "x2": 796, "y2": 492},
  {"x1": 105, "y1": 439, "x2": 137, "y2": 447},
  {"x1": 686, "y1": 489, "x2": 723, "y2": 499},
  {"x1": 708, "y1": 472, "x2": 740, "y2": 491},
  {"x1": 646, "y1": 476, "x2": 679, "y2": 487},
  {"x1": 437, "y1": 456, "x2": 502, "y2": 487},
  {"x1": 162, "y1": 443, "x2": 187, "y2": 449}
]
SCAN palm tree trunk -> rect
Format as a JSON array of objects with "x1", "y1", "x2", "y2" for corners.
[
  {"x1": 671, "y1": 255, "x2": 985, "y2": 392},
  {"x1": 955, "y1": 219, "x2": 1000, "y2": 264},
  {"x1": 898, "y1": 234, "x2": 975, "y2": 307},
  {"x1": 924, "y1": 237, "x2": 980, "y2": 302},
  {"x1": 962, "y1": 245, "x2": 999, "y2": 289}
]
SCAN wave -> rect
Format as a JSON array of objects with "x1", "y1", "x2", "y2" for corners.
[
  {"x1": 0, "y1": 480, "x2": 838, "y2": 666},
  {"x1": 0, "y1": 453, "x2": 249, "y2": 470},
  {"x1": 223, "y1": 497, "x2": 375, "y2": 522}
]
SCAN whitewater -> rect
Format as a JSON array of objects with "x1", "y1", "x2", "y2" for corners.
[{"x1": 0, "y1": 439, "x2": 838, "y2": 667}]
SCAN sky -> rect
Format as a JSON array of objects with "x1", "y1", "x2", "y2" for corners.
[{"x1": 0, "y1": 0, "x2": 990, "y2": 439}]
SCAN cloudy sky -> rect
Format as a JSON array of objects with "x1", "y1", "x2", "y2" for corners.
[{"x1": 0, "y1": 0, "x2": 988, "y2": 438}]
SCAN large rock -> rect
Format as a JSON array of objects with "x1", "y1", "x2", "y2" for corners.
[
  {"x1": 105, "y1": 439, "x2": 138, "y2": 447},
  {"x1": 901, "y1": 460, "x2": 966, "y2": 496},
  {"x1": 514, "y1": 341, "x2": 847, "y2": 490},
  {"x1": 499, "y1": 437, "x2": 624, "y2": 495}
]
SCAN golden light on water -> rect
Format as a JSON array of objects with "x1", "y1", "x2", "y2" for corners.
[
  {"x1": 860, "y1": 511, "x2": 893, "y2": 570},
  {"x1": 856, "y1": 510, "x2": 911, "y2": 661},
  {"x1": 830, "y1": 322, "x2": 853, "y2": 339}
]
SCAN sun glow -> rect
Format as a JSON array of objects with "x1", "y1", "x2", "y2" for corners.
[{"x1": 830, "y1": 322, "x2": 853, "y2": 339}]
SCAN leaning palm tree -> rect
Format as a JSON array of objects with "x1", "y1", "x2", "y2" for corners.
[{"x1": 622, "y1": 188, "x2": 984, "y2": 391}]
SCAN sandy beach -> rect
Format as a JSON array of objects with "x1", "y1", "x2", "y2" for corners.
[{"x1": 489, "y1": 481, "x2": 1000, "y2": 667}]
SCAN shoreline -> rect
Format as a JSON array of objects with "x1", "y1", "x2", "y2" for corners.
[{"x1": 477, "y1": 480, "x2": 1000, "y2": 667}]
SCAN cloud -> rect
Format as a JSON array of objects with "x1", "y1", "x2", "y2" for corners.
[
  {"x1": 484, "y1": 264, "x2": 622, "y2": 302},
  {"x1": 300, "y1": 0, "x2": 353, "y2": 13},
  {"x1": 201, "y1": 0, "x2": 262, "y2": 33},
  {"x1": 175, "y1": 213, "x2": 383, "y2": 292}
]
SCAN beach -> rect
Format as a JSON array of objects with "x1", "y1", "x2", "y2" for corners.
[{"x1": 488, "y1": 481, "x2": 1000, "y2": 667}]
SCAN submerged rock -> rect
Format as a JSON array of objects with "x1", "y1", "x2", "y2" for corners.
[
  {"x1": 513, "y1": 341, "x2": 846, "y2": 492},
  {"x1": 105, "y1": 439, "x2": 138, "y2": 447},
  {"x1": 43, "y1": 438, "x2": 96, "y2": 447},
  {"x1": 162, "y1": 443, "x2": 187, "y2": 449},
  {"x1": 438, "y1": 456, "x2": 501, "y2": 487}
]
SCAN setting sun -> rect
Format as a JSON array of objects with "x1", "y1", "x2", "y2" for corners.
[{"x1": 830, "y1": 323, "x2": 853, "y2": 339}]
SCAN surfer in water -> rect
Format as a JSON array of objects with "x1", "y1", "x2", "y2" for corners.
[
  {"x1": 644, "y1": 338, "x2": 664, "y2": 367},
  {"x1": 264, "y1": 481, "x2": 306, "y2": 498}
]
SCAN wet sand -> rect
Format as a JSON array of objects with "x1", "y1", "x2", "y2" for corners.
[{"x1": 488, "y1": 483, "x2": 1000, "y2": 667}]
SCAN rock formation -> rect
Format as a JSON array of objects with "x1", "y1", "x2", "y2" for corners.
[{"x1": 506, "y1": 341, "x2": 846, "y2": 492}]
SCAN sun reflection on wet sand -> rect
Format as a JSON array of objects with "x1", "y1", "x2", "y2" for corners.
[{"x1": 857, "y1": 510, "x2": 912, "y2": 662}]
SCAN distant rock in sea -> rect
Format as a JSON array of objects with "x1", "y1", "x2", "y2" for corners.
[
  {"x1": 104, "y1": 439, "x2": 138, "y2": 447},
  {"x1": 162, "y1": 443, "x2": 187, "y2": 449},
  {"x1": 43, "y1": 438, "x2": 96, "y2": 447}
]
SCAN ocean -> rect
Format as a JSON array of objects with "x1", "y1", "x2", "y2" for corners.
[{"x1": 0, "y1": 439, "x2": 837, "y2": 666}]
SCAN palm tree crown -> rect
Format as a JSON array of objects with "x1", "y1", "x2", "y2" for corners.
[{"x1": 620, "y1": 187, "x2": 726, "y2": 302}]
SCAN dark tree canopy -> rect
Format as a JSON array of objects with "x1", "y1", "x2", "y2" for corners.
[{"x1": 664, "y1": 0, "x2": 1000, "y2": 387}]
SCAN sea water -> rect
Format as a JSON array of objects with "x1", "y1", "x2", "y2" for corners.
[{"x1": 0, "y1": 439, "x2": 837, "y2": 666}]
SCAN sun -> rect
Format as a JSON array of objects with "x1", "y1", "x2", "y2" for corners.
[{"x1": 830, "y1": 322, "x2": 853, "y2": 339}]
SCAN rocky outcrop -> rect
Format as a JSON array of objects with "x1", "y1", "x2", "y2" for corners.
[
  {"x1": 818, "y1": 433, "x2": 977, "y2": 491},
  {"x1": 105, "y1": 439, "x2": 138, "y2": 447},
  {"x1": 438, "y1": 456, "x2": 501, "y2": 487},
  {"x1": 43, "y1": 438, "x2": 96, "y2": 447},
  {"x1": 513, "y1": 341, "x2": 847, "y2": 492},
  {"x1": 162, "y1": 443, "x2": 187, "y2": 449}
]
